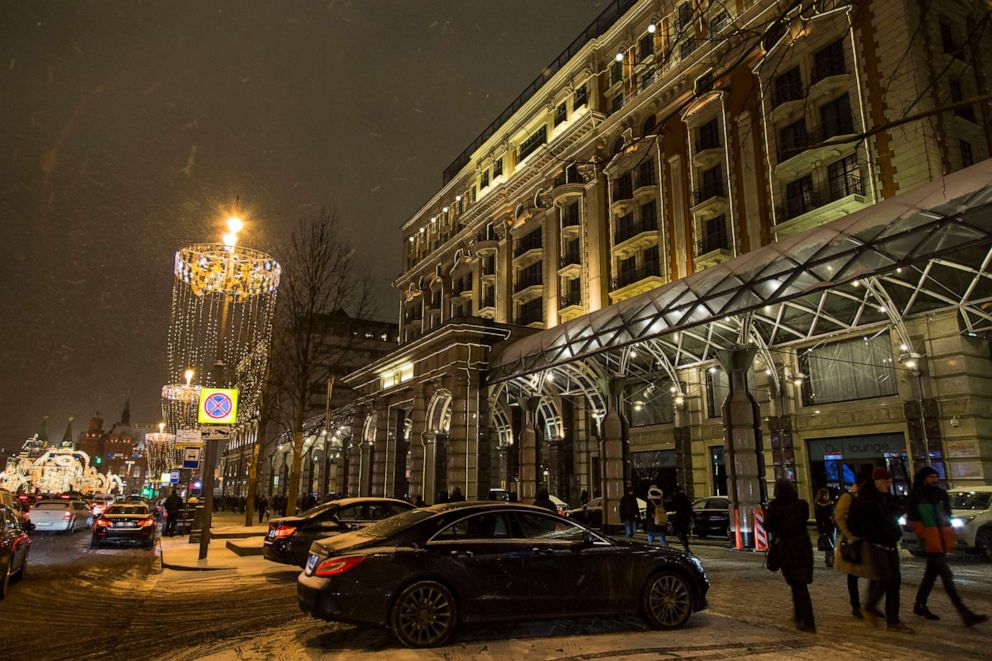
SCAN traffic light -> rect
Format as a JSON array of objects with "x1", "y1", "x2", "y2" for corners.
[{"x1": 95, "y1": 456, "x2": 102, "y2": 465}]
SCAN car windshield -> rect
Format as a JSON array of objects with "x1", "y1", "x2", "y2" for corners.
[
  {"x1": 34, "y1": 501, "x2": 70, "y2": 509},
  {"x1": 108, "y1": 506, "x2": 148, "y2": 515},
  {"x1": 948, "y1": 491, "x2": 991, "y2": 510},
  {"x1": 300, "y1": 502, "x2": 338, "y2": 518},
  {"x1": 356, "y1": 508, "x2": 437, "y2": 538}
]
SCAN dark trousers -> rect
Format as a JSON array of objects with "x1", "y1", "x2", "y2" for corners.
[
  {"x1": 790, "y1": 582, "x2": 815, "y2": 628},
  {"x1": 865, "y1": 546, "x2": 901, "y2": 624},
  {"x1": 847, "y1": 573, "x2": 861, "y2": 609},
  {"x1": 165, "y1": 512, "x2": 178, "y2": 535},
  {"x1": 915, "y1": 553, "x2": 965, "y2": 611},
  {"x1": 676, "y1": 527, "x2": 690, "y2": 552},
  {"x1": 258, "y1": 509, "x2": 266, "y2": 524}
]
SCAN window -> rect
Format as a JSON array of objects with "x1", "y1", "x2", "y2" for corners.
[
  {"x1": 642, "y1": 114, "x2": 657, "y2": 135},
  {"x1": 709, "y1": 10, "x2": 729, "y2": 33},
  {"x1": 785, "y1": 174, "x2": 815, "y2": 218},
  {"x1": 638, "y1": 159, "x2": 656, "y2": 187},
  {"x1": 610, "y1": 60, "x2": 623, "y2": 86},
  {"x1": 677, "y1": 1, "x2": 693, "y2": 30},
  {"x1": 615, "y1": 172, "x2": 634, "y2": 199},
  {"x1": 940, "y1": 21, "x2": 963, "y2": 59},
  {"x1": 480, "y1": 169, "x2": 490, "y2": 190},
  {"x1": 701, "y1": 164, "x2": 723, "y2": 197},
  {"x1": 638, "y1": 33, "x2": 654, "y2": 62},
  {"x1": 800, "y1": 333, "x2": 897, "y2": 405},
  {"x1": 700, "y1": 214, "x2": 728, "y2": 253},
  {"x1": 639, "y1": 69, "x2": 656, "y2": 91},
  {"x1": 812, "y1": 38, "x2": 846, "y2": 83},
  {"x1": 627, "y1": 382, "x2": 674, "y2": 426},
  {"x1": 617, "y1": 212, "x2": 635, "y2": 239},
  {"x1": 493, "y1": 157, "x2": 503, "y2": 178},
  {"x1": 961, "y1": 139, "x2": 974, "y2": 167},
  {"x1": 696, "y1": 118, "x2": 720, "y2": 151},
  {"x1": 644, "y1": 245, "x2": 660, "y2": 268},
  {"x1": 514, "y1": 512, "x2": 585, "y2": 541},
  {"x1": 562, "y1": 201, "x2": 580, "y2": 227},
  {"x1": 680, "y1": 37, "x2": 697, "y2": 59},
  {"x1": 820, "y1": 94, "x2": 854, "y2": 138},
  {"x1": 773, "y1": 67, "x2": 803, "y2": 107},
  {"x1": 518, "y1": 126, "x2": 547, "y2": 161},
  {"x1": 640, "y1": 200, "x2": 657, "y2": 228},
  {"x1": 517, "y1": 297, "x2": 543, "y2": 324},
  {"x1": 778, "y1": 118, "x2": 809, "y2": 162},
  {"x1": 827, "y1": 154, "x2": 861, "y2": 200},
  {"x1": 950, "y1": 79, "x2": 975, "y2": 122},
  {"x1": 695, "y1": 71, "x2": 714, "y2": 94},
  {"x1": 611, "y1": 93, "x2": 624, "y2": 114},
  {"x1": 554, "y1": 102, "x2": 567, "y2": 127},
  {"x1": 619, "y1": 254, "x2": 636, "y2": 274},
  {"x1": 706, "y1": 368, "x2": 729, "y2": 418},
  {"x1": 433, "y1": 512, "x2": 512, "y2": 540},
  {"x1": 574, "y1": 84, "x2": 588, "y2": 109}
]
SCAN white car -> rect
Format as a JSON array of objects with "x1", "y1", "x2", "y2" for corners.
[
  {"x1": 900, "y1": 486, "x2": 992, "y2": 562},
  {"x1": 29, "y1": 499, "x2": 92, "y2": 533}
]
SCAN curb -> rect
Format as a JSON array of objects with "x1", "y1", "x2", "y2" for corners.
[{"x1": 157, "y1": 536, "x2": 236, "y2": 571}]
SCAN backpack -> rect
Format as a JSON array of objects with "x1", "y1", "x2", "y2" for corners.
[{"x1": 654, "y1": 502, "x2": 668, "y2": 526}]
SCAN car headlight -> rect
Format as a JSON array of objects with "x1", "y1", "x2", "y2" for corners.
[
  {"x1": 688, "y1": 555, "x2": 705, "y2": 575},
  {"x1": 951, "y1": 516, "x2": 973, "y2": 528},
  {"x1": 898, "y1": 515, "x2": 907, "y2": 526}
]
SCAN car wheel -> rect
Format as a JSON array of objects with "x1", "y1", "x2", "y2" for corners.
[
  {"x1": 641, "y1": 571, "x2": 694, "y2": 630},
  {"x1": 13, "y1": 552, "x2": 27, "y2": 582},
  {"x1": 976, "y1": 528, "x2": 992, "y2": 563},
  {"x1": 390, "y1": 580, "x2": 458, "y2": 648},
  {"x1": 0, "y1": 560, "x2": 9, "y2": 600}
]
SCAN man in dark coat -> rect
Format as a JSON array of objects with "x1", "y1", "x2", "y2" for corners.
[
  {"x1": 449, "y1": 486, "x2": 465, "y2": 502},
  {"x1": 257, "y1": 495, "x2": 268, "y2": 524},
  {"x1": 164, "y1": 489, "x2": 183, "y2": 536},
  {"x1": 671, "y1": 486, "x2": 693, "y2": 552},
  {"x1": 765, "y1": 479, "x2": 816, "y2": 632},
  {"x1": 532, "y1": 488, "x2": 558, "y2": 513},
  {"x1": 908, "y1": 466, "x2": 988, "y2": 626},
  {"x1": 850, "y1": 467, "x2": 913, "y2": 632},
  {"x1": 618, "y1": 485, "x2": 640, "y2": 540}
]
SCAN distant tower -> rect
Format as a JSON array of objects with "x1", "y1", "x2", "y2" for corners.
[
  {"x1": 60, "y1": 417, "x2": 75, "y2": 449},
  {"x1": 120, "y1": 399, "x2": 131, "y2": 426},
  {"x1": 38, "y1": 416, "x2": 49, "y2": 445}
]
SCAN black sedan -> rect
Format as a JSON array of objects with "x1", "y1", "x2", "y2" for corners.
[
  {"x1": 90, "y1": 503, "x2": 157, "y2": 549},
  {"x1": 1, "y1": 504, "x2": 30, "y2": 599},
  {"x1": 264, "y1": 497, "x2": 414, "y2": 567},
  {"x1": 689, "y1": 496, "x2": 732, "y2": 539},
  {"x1": 298, "y1": 502, "x2": 709, "y2": 647}
]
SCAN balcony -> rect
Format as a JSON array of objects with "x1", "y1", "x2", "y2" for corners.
[
  {"x1": 513, "y1": 269, "x2": 543, "y2": 302},
  {"x1": 513, "y1": 233, "x2": 543, "y2": 267},
  {"x1": 475, "y1": 229, "x2": 498, "y2": 253},
  {"x1": 451, "y1": 277, "x2": 473, "y2": 298},
  {"x1": 515, "y1": 303, "x2": 544, "y2": 327},
  {"x1": 558, "y1": 247, "x2": 581, "y2": 277},
  {"x1": 552, "y1": 167, "x2": 585, "y2": 201},
  {"x1": 613, "y1": 216, "x2": 658, "y2": 258},
  {"x1": 478, "y1": 293, "x2": 496, "y2": 318},
  {"x1": 775, "y1": 121, "x2": 857, "y2": 178},
  {"x1": 559, "y1": 286, "x2": 583, "y2": 321},
  {"x1": 690, "y1": 182, "x2": 727, "y2": 218},
  {"x1": 694, "y1": 223, "x2": 732, "y2": 270},
  {"x1": 611, "y1": 260, "x2": 661, "y2": 291},
  {"x1": 775, "y1": 173, "x2": 866, "y2": 237},
  {"x1": 772, "y1": 80, "x2": 805, "y2": 114},
  {"x1": 809, "y1": 52, "x2": 849, "y2": 101}
]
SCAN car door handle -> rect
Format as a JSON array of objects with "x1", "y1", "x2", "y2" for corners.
[{"x1": 450, "y1": 549, "x2": 473, "y2": 557}]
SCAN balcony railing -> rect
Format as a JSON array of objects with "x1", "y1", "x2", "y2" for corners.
[
  {"x1": 514, "y1": 271, "x2": 543, "y2": 293},
  {"x1": 614, "y1": 175, "x2": 634, "y2": 201},
  {"x1": 697, "y1": 231, "x2": 729, "y2": 255},
  {"x1": 811, "y1": 49, "x2": 846, "y2": 85},
  {"x1": 777, "y1": 119, "x2": 854, "y2": 163},
  {"x1": 562, "y1": 207, "x2": 580, "y2": 228},
  {"x1": 615, "y1": 215, "x2": 658, "y2": 243},
  {"x1": 692, "y1": 181, "x2": 725, "y2": 206},
  {"x1": 773, "y1": 80, "x2": 805, "y2": 108},
  {"x1": 776, "y1": 172, "x2": 863, "y2": 223},
  {"x1": 559, "y1": 248, "x2": 581, "y2": 269},
  {"x1": 560, "y1": 288, "x2": 581, "y2": 308},
  {"x1": 515, "y1": 304, "x2": 544, "y2": 325},
  {"x1": 481, "y1": 293, "x2": 495, "y2": 308},
  {"x1": 514, "y1": 234, "x2": 543, "y2": 257},
  {"x1": 611, "y1": 260, "x2": 661, "y2": 290}
]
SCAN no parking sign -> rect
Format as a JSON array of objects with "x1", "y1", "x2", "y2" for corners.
[{"x1": 197, "y1": 387, "x2": 239, "y2": 425}]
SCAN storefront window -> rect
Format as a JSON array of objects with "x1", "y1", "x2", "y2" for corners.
[
  {"x1": 626, "y1": 382, "x2": 674, "y2": 426},
  {"x1": 800, "y1": 332, "x2": 897, "y2": 405},
  {"x1": 808, "y1": 433, "x2": 911, "y2": 496}
]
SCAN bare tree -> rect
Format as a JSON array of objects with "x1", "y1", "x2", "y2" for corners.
[
  {"x1": 270, "y1": 208, "x2": 373, "y2": 516},
  {"x1": 243, "y1": 362, "x2": 278, "y2": 527}
]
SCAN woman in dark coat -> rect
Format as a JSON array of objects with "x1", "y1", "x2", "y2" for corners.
[
  {"x1": 765, "y1": 479, "x2": 816, "y2": 632},
  {"x1": 813, "y1": 488, "x2": 835, "y2": 567}
]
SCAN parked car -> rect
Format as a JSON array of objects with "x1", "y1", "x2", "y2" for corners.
[
  {"x1": 489, "y1": 489, "x2": 569, "y2": 516},
  {"x1": 900, "y1": 486, "x2": 992, "y2": 562},
  {"x1": 88, "y1": 498, "x2": 110, "y2": 518},
  {"x1": 91, "y1": 503, "x2": 157, "y2": 549},
  {"x1": 29, "y1": 499, "x2": 91, "y2": 533},
  {"x1": 566, "y1": 496, "x2": 646, "y2": 529},
  {"x1": 688, "y1": 496, "x2": 732, "y2": 540},
  {"x1": 297, "y1": 502, "x2": 708, "y2": 647},
  {"x1": 0, "y1": 504, "x2": 31, "y2": 599},
  {"x1": 264, "y1": 497, "x2": 415, "y2": 567}
]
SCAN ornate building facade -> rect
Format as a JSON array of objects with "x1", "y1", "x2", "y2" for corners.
[{"x1": 342, "y1": 0, "x2": 992, "y2": 525}]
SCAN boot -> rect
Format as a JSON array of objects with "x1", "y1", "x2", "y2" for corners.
[
  {"x1": 887, "y1": 622, "x2": 915, "y2": 633},
  {"x1": 913, "y1": 604, "x2": 940, "y2": 621},
  {"x1": 961, "y1": 610, "x2": 989, "y2": 627}
]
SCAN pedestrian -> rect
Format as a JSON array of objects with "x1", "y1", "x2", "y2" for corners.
[
  {"x1": 833, "y1": 472, "x2": 877, "y2": 618},
  {"x1": 765, "y1": 478, "x2": 816, "y2": 633},
  {"x1": 258, "y1": 495, "x2": 268, "y2": 524},
  {"x1": 672, "y1": 485, "x2": 692, "y2": 552},
  {"x1": 908, "y1": 466, "x2": 988, "y2": 626},
  {"x1": 850, "y1": 467, "x2": 913, "y2": 632},
  {"x1": 414, "y1": 495, "x2": 426, "y2": 508},
  {"x1": 619, "y1": 485, "x2": 640, "y2": 540},
  {"x1": 532, "y1": 488, "x2": 557, "y2": 513},
  {"x1": 580, "y1": 489, "x2": 590, "y2": 507},
  {"x1": 449, "y1": 486, "x2": 465, "y2": 502},
  {"x1": 814, "y1": 488, "x2": 836, "y2": 568},
  {"x1": 164, "y1": 488, "x2": 182, "y2": 537},
  {"x1": 437, "y1": 490, "x2": 449, "y2": 504},
  {"x1": 647, "y1": 485, "x2": 667, "y2": 545}
]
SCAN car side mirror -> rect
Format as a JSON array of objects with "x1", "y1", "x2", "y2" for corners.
[
  {"x1": 584, "y1": 531, "x2": 595, "y2": 546},
  {"x1": 28, "y1": 522, "x2": 36, "y2": 532}
]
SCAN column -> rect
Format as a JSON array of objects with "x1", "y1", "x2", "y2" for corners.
[
  {"x1": 717, "y1": 346, "x2": 765, "y2": 547},
  {"x1": 518, "y1": 396, "x2": 541, "y2": 503},
  {"x1": 413, "y1": 381, "x2": 434, "y2": 503},
  {"x1": 372, "y1": 401, "x2": 389, "y2": 497},
  {"x1": 345, "y1": 412, "x2": 364, "y2": 497},
  {"x1": 601, "y1": 377, "x2": 627, "y2": 532}
]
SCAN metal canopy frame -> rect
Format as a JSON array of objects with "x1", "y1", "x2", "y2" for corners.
[{"x1": 491, "y1": 162, "x2": 992, "y2": 392}]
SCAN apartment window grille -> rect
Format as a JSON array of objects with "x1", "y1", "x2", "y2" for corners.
[
  {"x1": 611, "y1": 93, "x2": 624, "y2": 114},
  {"x1": 638, "y1": 159, "x2": 656, "y2": 187},
  {"x1": 820, "y1": 94, "x2": 854, "y2": 139},
  {"x1": 773, "y1": 67, "x2": 804, "y2": 107},
  {"x1": 493, "y1": 157, "x2": 503, "y2": 178},
  {"x1": 961, "y1": 139, "x2": 974, "y2": 167},
  {"x1": 610, "y1": 60, "x2": 623, "y2": 86},
  {"x1": 799, "y1": 333, "x2": 897, "y2": 405},
  {"x1": 696, "y1": 118, "x2": 720, "y2": 151},
  {"x1": 518, "y1": 126, "x2": 547, "y2": 161},
  {"x1": 785, "y1": 175, "x2": 815, "y2": 219},
  {"x1": 574, "y1": 84, "x2": 588, "y2": 109},
  {"x1": 554, "y1": 102, "x2": 567, "y2": 127},
  {"x1": 638, "y1": 33, "x2": 654, "y2": 62},
  {"x1": 950, "y1": 79, "x2": 975, "y2": 122},
  {"x1": 812, "y1": 39, "x2": 846, "y2": 83},
  {"x1": 827, "y1": 154, "x2": 861, "y2": 200}
]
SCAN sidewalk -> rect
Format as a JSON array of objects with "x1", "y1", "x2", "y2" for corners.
[{"x1": 159, "y1": 510, "x2": 270, "y2": 571}]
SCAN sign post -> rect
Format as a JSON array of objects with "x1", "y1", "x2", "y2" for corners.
[{"x1": 196, "y1": 387, "x2": 238, "y2": 560}]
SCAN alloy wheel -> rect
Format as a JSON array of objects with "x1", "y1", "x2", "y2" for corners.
[
  {"x1": 977, "y1": 529, "x2": 992, "y2": 563},
  {"x1": 393, "y1": 581, "x2": 456, "y2": 647},
  {"x1": 645, "y1": 572, "x2": 692, "y2": 629}
]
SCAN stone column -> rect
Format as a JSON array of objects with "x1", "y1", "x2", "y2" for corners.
[
  {"x1": 445, "y1": 372, "x2": 472, "y2": 499},
  {"x1": 518, "y1": 396, "x2": 541, "y2": 503},
  {"x1": 601, "y1": 377, "x2": 627, "y2": 532},
  {"x1": 717, "y1": 347, "x2": 766, "y2": 547},
  {"x1": 408, "y1": 383, "x2": 431, "y2": 502},
  {"x1": 343, "y1": 411, "x2": 364, "y2": 497},
  {"x1": 371, "y1": 402, "x2": 389, "y2": 497}
]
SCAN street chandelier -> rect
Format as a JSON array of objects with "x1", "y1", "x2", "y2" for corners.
[{"x1": 174, "y1": 243, "x2": 281, "y2": 301}]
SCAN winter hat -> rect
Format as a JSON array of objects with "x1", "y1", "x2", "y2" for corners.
[
  {"x1": 914, "y1": 466, "x2": 939, "y2": 489},
  {"x1": 648, "y1": 486, "x2": 663, "y2": 499},
  {"x1": 872, "y1": 467, "x2": 892, "y2": 480}
]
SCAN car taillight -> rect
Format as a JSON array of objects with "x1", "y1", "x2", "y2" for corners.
[
  {"x1": 63, "y1": 511, "x2": 72, "y2": 520},
  {"x1": 96, "y1": 518, "x2": 112, "y2": 527},
  {"x1": 273, "y1": 525, "x2": 297, "y2": 538},
  {"x1": 314, "y1": 556, "x2": 365, "y2": 577},
  {"x1": 139, "y1": 518, "x2": 155, "y2": 526}
]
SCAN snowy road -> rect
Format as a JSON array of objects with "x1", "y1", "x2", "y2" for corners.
[{"x1": 1, "y1": 528, "x2": 989, "y2": 660}]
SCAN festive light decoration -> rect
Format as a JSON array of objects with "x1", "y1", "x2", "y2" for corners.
[
  {"x1": 164, "y1": 239, "x2": 280, "y2": 431},
  {"x1": 0, "y1": 448, "x2": 124, "y2": 495},
  {"x1": 144, "y1": 431, "x2": 178, "y2": 479}
]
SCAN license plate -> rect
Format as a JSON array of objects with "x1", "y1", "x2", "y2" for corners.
[
  {"x1": 305, "y1": 554, "x2": 318, "y2": 575},
  {"x1": 38, "y1": 521, "x2": 52, "y2": 526},
  {"x1": 117, "y1": 522, "x2": 135, "y2": 527},
  {"x1": 267, "y1": 529, "x2": 275, "y2": 539}
]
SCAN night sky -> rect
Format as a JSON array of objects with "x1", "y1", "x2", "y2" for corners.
[{"x1": 0, "y1": 0, "x2": 608, "y2": 451}]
